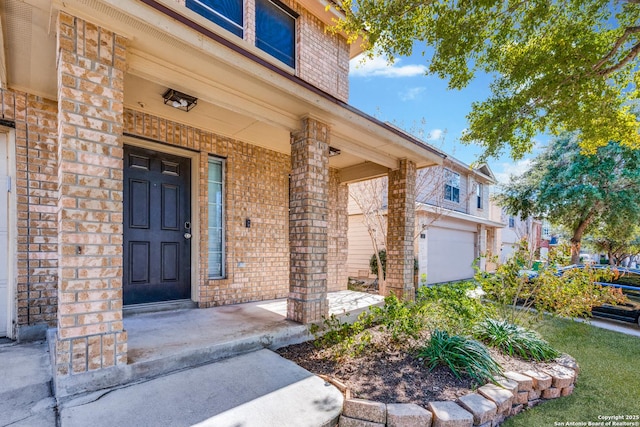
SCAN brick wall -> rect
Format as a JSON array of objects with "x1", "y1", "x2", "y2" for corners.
[
  {"x1": 123, "y1": 110, "x2": 294, "y2": 306},
  {"x1": 1, "y1": 89, "x2": 59, "y2": 339},
  {"x1": 297, "y1": 9, "x2": 350, "y2": 102}
]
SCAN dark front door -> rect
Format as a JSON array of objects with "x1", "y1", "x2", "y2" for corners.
[{"x1": 123, "y1": 145, "x2": 191, "y2": 305}]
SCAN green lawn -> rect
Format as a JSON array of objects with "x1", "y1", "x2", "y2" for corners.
[{"x1": 503, "y1": 318, "x2": 640, "y2": 426}]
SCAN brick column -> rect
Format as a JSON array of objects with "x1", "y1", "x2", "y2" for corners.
[
  {"x1": 55, "y1": 12, "x2": 127, "y2": 376},
  {"x1": 386, "y1": 159, "x2": 416, "y2": 301},
  {"x1": 287, "y1": 118, "x2": 329, "y2": 324}
]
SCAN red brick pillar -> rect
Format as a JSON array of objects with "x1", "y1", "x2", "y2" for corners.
[
  {"x1": 288, "y1": 118, "x2": 329, "y2": 324},
  {"x1": 386, "y1": 159, "x2": 416, "y2": 301},
  {"x1": 55, "y1": 12, "x2": 127, "y2": 376}
]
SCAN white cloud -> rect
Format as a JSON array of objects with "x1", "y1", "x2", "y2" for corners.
[
  {"x1": 427, "y1": 128, "x2": 444, "y2": 141},
  {"x1": 494, "y1": 159, "x2": 532, "y2": 185},
  {"x1": 399, "y1": 86, "x2": 426, "y2": 101},
  {"x1": 349, "y1": 55, "x2": 427, "y2": 78}
]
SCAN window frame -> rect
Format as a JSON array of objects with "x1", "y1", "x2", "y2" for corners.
[
  {"x1": 254, "y1": 0, "x2": 298, "y2": 68},
  {"x1": 444, "y1": 169, "x2": 461, "y2": 203},
  {"x1": 207, "y1": 157, "x2": 226, "y2": 279},
  {"x1": 476, "y1": 183, "x2": 483, "y2": 209},
  {"x1": 186, "y1": 0, "x2": 244, "y2": 38}
]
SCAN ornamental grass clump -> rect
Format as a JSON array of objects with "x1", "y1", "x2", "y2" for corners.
[
  {"x1": 418, "y1": 329, "x2": 503, "y2": 385},
  {"x1": 474, "y1": 318, "x2": 560, "y2": 361}
]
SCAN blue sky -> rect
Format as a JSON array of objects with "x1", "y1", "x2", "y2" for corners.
[{"x1": 348, "y1": 52, "x2": 541, "y2": 185}]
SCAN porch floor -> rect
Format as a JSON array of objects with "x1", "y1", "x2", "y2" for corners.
[{"x1": 124, "y1": 290, "x2": 382, "y2": 370}]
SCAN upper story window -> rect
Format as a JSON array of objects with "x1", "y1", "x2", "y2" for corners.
[
  {"x1": 187, "y1": 0, "x2": 244, "y2": 38},
  {"x1": 508, "y1": 216, "x2": 515, "y2": 228},
  {"x1": 444, "y1": 169, "x2": 460, "y2": 203},
  {"x1": 476, "y1": 183, "x2": 483, "y2": 209},
  {"x1": 255, "y1": 0, "x2": 297, "y2": 68}
]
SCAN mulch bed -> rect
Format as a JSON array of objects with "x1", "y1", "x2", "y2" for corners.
[{"x1": 277, "y1": 329, "x2": 554, "y2": 407}]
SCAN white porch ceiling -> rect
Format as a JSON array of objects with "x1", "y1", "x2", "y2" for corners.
[{"x1": 0, "y1": 0, "x2": 444, "y2": 181}]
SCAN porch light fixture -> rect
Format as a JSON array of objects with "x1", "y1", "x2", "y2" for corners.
[
  {"x1": 162, "y1": 88, "x2": 198, "y2": 112},
  {"x1": 329, "y1": 146, "x2": 341, "y2": 157}
]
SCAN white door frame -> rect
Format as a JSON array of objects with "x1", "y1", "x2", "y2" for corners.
[
  {"x1": 123, "y1": 136, "x2": 201, "y2": 304},
  {"x1": 1, "y1": 129, "x2": 16, "y2": 339}
]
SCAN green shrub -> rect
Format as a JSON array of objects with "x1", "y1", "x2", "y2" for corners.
[
  {"x1": 369, "y1": 249, "x2": 387, "y2": 279},
  {"x1": 418, "y1": 330, "x2": 503, "y2": 384},
  {"x1": 474, "y1": 318, "x2": 560, "y2": 361},
  {"x1": 369, "y1": 249, "x2": 419, "y2": 279},
  {"x1": 475, "y1": 241, "x2": 625, "y2": 324},
  {"x1": 416, "y1": 282, "x2": 495, "y2": 334},
  {"x1": 366, "y1": 294, "x2": 429, "y2": 342}
]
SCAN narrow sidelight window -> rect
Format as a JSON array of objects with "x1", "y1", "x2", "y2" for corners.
[
  {"x1": 476, "y1": 183, "x2": 483, "y2": 209},
  {"x1": 208, "y1": 158, "x2": 225, "y2": 278}
]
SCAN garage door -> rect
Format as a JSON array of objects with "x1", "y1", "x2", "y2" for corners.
[
  {"x1": 426, "y1": 227, "x2": 476, "y2": 285},
  {"x1": 0, "y1": 134, "x2": 8, "y2": 337}
]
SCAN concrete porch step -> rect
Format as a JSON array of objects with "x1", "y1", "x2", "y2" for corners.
[
  {"x1": 0, "y1": 341, "x2": 56, "y2": 427},
  {"x1": 53, "y1": 291, "x2": 383, "y2": 401}
]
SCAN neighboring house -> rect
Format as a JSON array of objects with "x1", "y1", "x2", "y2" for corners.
[
  {"x1": 0, "y1": 0, "x2": 443, "y2": 389},
  {"x1": 348, "y1": 158, "x2": 504, "y2": 285},
  {"x1": 493, "y1": 206, "x2": 543, "y2": 263}
]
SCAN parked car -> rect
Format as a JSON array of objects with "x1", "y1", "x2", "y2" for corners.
[{"x1": 592, "y1": 269, "x2": 640, "y2": 327}]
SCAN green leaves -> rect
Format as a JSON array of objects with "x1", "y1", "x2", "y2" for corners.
[
  {"x1": 474, "y1": 318, "x2": 560, "y2": 361},
  {"x1": 418, "y1": 330, "x2": 503, "y2": 384},
  {"x1": 334, "y1": 0, "x2": 640, "y2": 160},
  {"x1": 497, "y1": 135, "x2": 640, "y2": 262}
]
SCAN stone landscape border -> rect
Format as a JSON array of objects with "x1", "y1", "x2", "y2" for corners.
[{"x1": 327, "y1": 354, "x2": 580, "y2": 427}]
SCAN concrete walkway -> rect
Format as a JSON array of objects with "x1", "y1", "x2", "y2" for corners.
[
  {"x1": 0, "y1": 341, "x2": 55, "y2": 427},
  {"x1": 0, "y1": 291, "x2": 382, "y2": 427},
  {"x1": 59, "y1": 349, "x2": 343, "y2": 427}
]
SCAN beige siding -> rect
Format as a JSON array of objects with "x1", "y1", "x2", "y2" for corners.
[{"x1": 347, "y1": 213, "x2": 379, "y2": 278}]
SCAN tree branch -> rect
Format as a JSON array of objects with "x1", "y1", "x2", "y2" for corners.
[{"x1": 593, "y1": 26, "x2": 640, "y2": 75}]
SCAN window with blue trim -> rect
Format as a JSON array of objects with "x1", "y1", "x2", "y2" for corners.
[
  {"x1": 187, "y1": 0, "x2": 243, "y2": 38},
  {"x1": 255, "y1": 0, "x2": 296, "y2": 68}
]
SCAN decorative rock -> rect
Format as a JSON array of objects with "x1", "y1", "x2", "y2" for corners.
[
  {"x1": 542, "y1": 387, "x2": 561, "y2": 399},
  {"x1": 521, "y1": 370, "x2": 552, "y2": 390},
  {"x1": 544, "y1": 366, "x2": 576, "y2": 389},
  {"x1": 495, "y1": 377, "x2": 519, "y2": 395},
  {"x1": 556, "y1": 353, "x2": 580, "y2": 375},
  {"x1": 457, "y1": 393, "x2": 497, "y2": 425},
  {"x1": 528, "y1": 389, "x2": 541, "y2": 400},
  {"x1": 339, "y1": 416, "x2": 385, "y2": 427},
  {"x1": 428, "y1": 401, "x2": 474, "y2": 427},
  {"x1": 511, "y1": 404, "x2": 525, "y2": 416},
  {"x1": 386, "y1": 403, "x2": 433, "y2": 427},
  {"x1": 477, "y1": 384, "x2": 514, "y2": 413},
  {"x1": 561, "y1": 385, "x2": 575, "y2": 396},
  {"x1": 515, "y1": 390, "x2": 529, "y2": 404},
  {"x1": 343, "y1": 399, "x2": 387, "y2": 424},
  {"x1": 503, "y1": 371, "x2": 534, "y2": 391}
]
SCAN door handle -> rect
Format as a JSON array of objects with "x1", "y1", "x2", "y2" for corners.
[{"x1": 184, "y1": 233, "x2": 192, "y2": 239}]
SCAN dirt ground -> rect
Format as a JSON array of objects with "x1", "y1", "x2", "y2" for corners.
[{"x1": 277, "y1": 330, "x2": 553, "y2": 406}]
